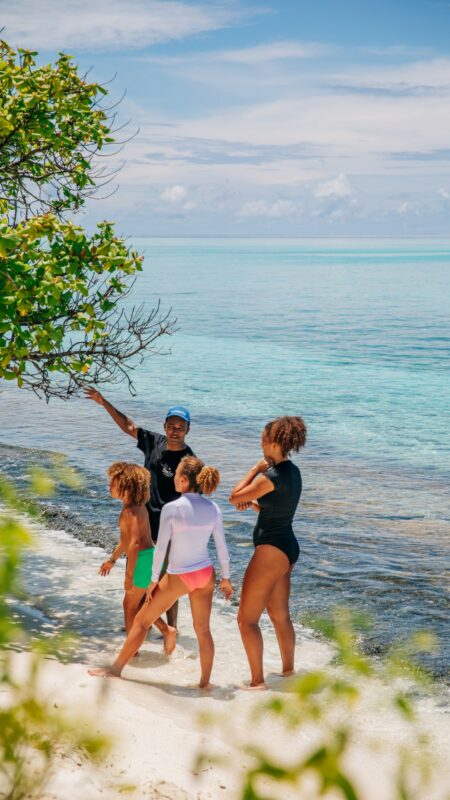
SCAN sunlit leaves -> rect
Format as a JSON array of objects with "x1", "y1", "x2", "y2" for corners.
[
  {"x1": 0, "y1": 211, "x2": 143, "y2": 392},
  {"x1": 199, "y1": 607, "x2": 440, "y2": 800},
  {"x1": 0, "y1": 40, "x2": 173, "y2": 399},
  {"x1": 0, "y1": 468, "x2": 110, "y2": 798},
  {"x1": 0, "y1": 42, "x2": 113, "y2": 219},
  {"x1": 237, "y1": 611, "x2": 438, "y2": 800}
]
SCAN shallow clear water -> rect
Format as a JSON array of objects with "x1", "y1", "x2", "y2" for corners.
[{"x1": 1, "y1": 238, "x2": 449, "y2": 678}]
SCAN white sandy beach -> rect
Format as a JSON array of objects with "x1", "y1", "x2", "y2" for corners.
[{"x1": 8, "y1": 524, "x2": 450, "y2": 800}]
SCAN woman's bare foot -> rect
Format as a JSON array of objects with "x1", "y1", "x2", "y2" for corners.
[
  {"x1": 278, "y1": 669, "x2": 295, "y2": 677},
  {"x1": 163, "y1": 625, "x2": 177, "y2": 655},
  {"x1": 239, "y1": 681, "x2": 267, "y2": 691},
  {"x1": 198, "y1": 680, "x2": 213, "y2": 690},
  {"x1": 87, "y1": 666, "x2": 121, "y2": 678}
]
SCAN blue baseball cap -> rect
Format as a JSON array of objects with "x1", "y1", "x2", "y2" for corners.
[{"x1": 166, "y1": 405, "x2": 191, "y2": 424}]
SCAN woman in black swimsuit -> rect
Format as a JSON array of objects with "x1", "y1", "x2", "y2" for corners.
[{"x1": 229, "y1": 416, "x2": 307, "y2": 689}]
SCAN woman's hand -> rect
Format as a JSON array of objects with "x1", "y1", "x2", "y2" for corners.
[
  {"x1": 219, "y1": 578, "x2": 233, "y2": 601},
  {"x1": 236, "y1": 501, "x2": 252, "y2": 511},
  {"x1": 124, "y1": 574, "x2": 134, "y2": 594},
  {"x1": 254, "y1": 457, "x2": 270, "y2": 473},
  {"x1": 145, "y1": 581, "x2": 158, "y2": 603}
]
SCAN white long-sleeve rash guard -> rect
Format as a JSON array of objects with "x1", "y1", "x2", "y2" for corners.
[{"x1": 151, "y1": 493, "x2": 230, "y2": 582}]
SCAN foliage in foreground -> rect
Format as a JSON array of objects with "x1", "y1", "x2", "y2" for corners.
[
  {"x1": 0, "y1": 40, "x2": 175, "y2": 399},
  {"x1": 198, "y1": 610, "x2": 444, "y2": 800},
  {"x1": 0, "y1": 471, "x2": 110, "y2": 800}
]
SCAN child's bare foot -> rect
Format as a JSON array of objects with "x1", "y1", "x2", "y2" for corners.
[
  {"x1": 239, "y1": 681, "x2": 267, "y2": 691},
  {"x1": 88, "y1": 666, "x2": 121, "y2": 678},
  {"x1": 163, "y1": 625, "x2": 177, "y2": 655}
]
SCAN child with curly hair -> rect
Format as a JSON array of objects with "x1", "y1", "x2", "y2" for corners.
[{"x1": 98, "y1": 462, "x2": 176, "y2": 654}]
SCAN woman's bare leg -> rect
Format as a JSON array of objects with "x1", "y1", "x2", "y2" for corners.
[
  {"x1": 134, "y1": 595, "x2": 169, "y2": 639},
  {"x1": 89, "y1": 574, "x2": 187, "y2": 677},
  {"x1": 188, "y1": 571, "x2": 216, "y2": 688},
  {"x1": 151, "y1": 614, "x2": 176, "y2": 645},
  {"x1": 238, "y1": 545, "x2": 290, "y2": 687},
  {"x1": 266, "y1": 566, "x2": 295, "y2": 675}
]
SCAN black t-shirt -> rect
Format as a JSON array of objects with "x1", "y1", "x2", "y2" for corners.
[
  {"x1": 253, "y1": 460, "x2": 302, "y2": 545},
  {"x1": 137, "y1": 428, "x2": 194, "y2": 540}
]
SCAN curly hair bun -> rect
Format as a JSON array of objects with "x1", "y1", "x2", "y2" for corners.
[{"x1": 196, "y1": 465, "x2": 220, "y2": 495}]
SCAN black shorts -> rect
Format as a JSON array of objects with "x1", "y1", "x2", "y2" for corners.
[{"x1": 254, "y1": 535, "x2": 300, "y2": 566}]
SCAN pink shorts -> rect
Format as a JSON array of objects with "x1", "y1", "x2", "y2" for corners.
[{"x1": 177, "y1": 565, "x2": 214, "y2": 592}]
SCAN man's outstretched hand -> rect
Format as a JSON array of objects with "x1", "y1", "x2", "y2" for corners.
[{"x1": 84, "y1": 387, "x2": 104, "y2": 405}]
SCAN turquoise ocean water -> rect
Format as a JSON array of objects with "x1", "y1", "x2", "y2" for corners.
[{"x1": 1, "y1": 238, "x2": 449, "y2": 677}]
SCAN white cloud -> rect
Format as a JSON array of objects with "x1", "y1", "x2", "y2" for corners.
[
  {"x1": 160, "y1": 185, "x2": 187, "y2": 204},
  {"x1": 2, "y1": 0, "x2": 237, "y2": 50},
  {"x1": 60, "y1": 30, "x2": 450, "y2": 233},
  {"x1": 358, "y1": 45, "x2": 434, "y2": 58},
  {"x1": 141, "y1": 39, "x2": 333, "y2": 66},
  {"x1": 238, "y1": 199, "x2": 298, "y2": 218},
  {"x1": 176, "y1": 89, "x2": 450, "y2": 163},
  {"x1": 159, "y1": 184, "x2": 196, "y2": 211},
  {"x1": 314, "y1": 173, "x2": 353, "y2": 200},
  {"x1": 238, "y1": 200, "x2": 267, "y2": 217},
  {"x1": 328, "y1": 58, "x2": 450, "y2": 93},
  {"x1": 216, "y1": 41, "x2": 332, "y2": 64}
]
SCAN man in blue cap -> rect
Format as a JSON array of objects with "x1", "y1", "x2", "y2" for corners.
[{"x1": 84, "y1": 388, "x2": 194, "y2": 627}]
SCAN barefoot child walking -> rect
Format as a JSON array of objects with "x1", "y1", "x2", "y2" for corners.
[{"x1": 98, "y1": 462, "x2": 176, "y2": 654}]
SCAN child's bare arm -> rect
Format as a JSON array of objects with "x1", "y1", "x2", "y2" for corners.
[{"x1": 99, "y1": 541, "x2": 125, "y2": 576}]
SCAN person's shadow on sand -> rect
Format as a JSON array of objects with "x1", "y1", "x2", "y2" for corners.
[
  {"x1": 128, "y1": 650, "x2": 170, "y2": 669},
  {"x1": 120, "y1": 674, "x2": 237, "y2": 701},
  {"x1": 150, "y1": 631, "x2": 199, "y2": 650},
  {"x1": 265, "y1": 669, "x2": 309, "y2": 693}
]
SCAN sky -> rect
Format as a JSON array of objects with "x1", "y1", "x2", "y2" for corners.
[{"x1": 3, "y1": 0, "x2": 450, "y2": 235}]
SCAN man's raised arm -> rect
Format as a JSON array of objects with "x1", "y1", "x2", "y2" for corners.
[{"x1": 84, "y1": 388, "x2": 138, "y2": 439}]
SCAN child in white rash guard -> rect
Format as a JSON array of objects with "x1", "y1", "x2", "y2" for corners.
[
  {"x1": 151, "y1": 492, "x2": 230, "y2": 589},
  {"x1": 89, "y1": 456, "x2": 233, "y2": 689}
]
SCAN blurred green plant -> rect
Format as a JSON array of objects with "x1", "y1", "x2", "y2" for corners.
[
  {"x1": 197, "y1": 608, "x2": 443, "y2": 800},
  {"x1": 0, "y1": 40, "x2": 175, "y2": 400},
  {"x1": 0, "y1": 468, "x2": 110, "y2": 800}
]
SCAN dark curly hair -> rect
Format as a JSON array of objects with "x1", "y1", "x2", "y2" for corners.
[
  {"x1": 107, "y1": 462, "x2": 151, "y2": 505},
  {"x1": 263, "y1": 416, "x2": 307, "y2": 458},
  {"x1": 178, "y1": 455, "x2": 220, "y2": 495}
]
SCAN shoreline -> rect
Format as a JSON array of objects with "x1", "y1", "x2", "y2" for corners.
[{"x1": 1, "y1": 427, "x2": 448, "y2": 682}]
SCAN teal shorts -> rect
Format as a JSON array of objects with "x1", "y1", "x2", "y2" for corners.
[{"x1": 132, "y1": 547, "x2": 155, "y2": 589}]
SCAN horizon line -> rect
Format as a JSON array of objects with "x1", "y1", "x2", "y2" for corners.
[{"x1": 122, "y1": 234, "x2": 450, "y2": 240}]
